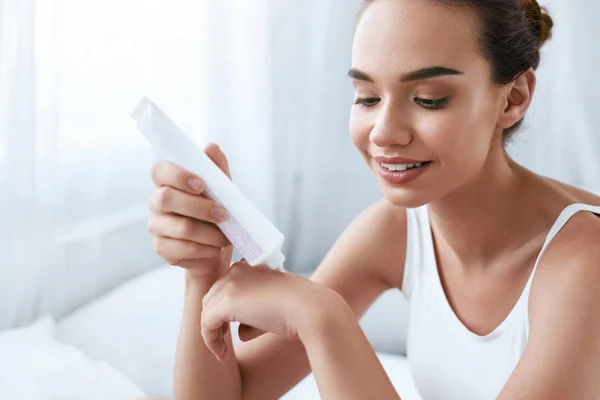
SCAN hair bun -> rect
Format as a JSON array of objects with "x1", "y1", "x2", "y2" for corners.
[{"x1": 519, "y1": 0, "x2": 554, "y2": 48}]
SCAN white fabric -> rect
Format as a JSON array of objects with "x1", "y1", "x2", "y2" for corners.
[
  {"x1": 403, "y1": 204, "x2": 600, "y2": 400},
  {"x1": 0, "y1": 316, "x2": 145, "y2": 399},
  {"x1": 57, "y1": 267, "x2": 187, "y2": 398}
]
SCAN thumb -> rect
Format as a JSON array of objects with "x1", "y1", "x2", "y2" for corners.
[{"x1": 204, "y1": 143, "x2": 231, "y2": 179}]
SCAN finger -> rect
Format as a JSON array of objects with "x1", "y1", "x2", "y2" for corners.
[
  {"x1": 153, "y1": 236, "x2": 222, "y2": 265},
  {"x1": 148, "y1": 214, "x2": 229, "y2": 247},
  {"x1": 204, "y1": 143, "x2": 231, "y2": 179},
  {"x1": 203, "y1": 261, "x2": 249, "y2": 310},
  {"x1": 149, "y1": 186, "x2": 228, "y2": 224},
  {"x1": 238, "y1": 324, "x2": 266, "y2": 342},
  {"x1": 151, "y1": 160, "x2": 206, "y2": 195},
  {"x1": 201, "y1": 300, "x2": 234, "y2": 362}
]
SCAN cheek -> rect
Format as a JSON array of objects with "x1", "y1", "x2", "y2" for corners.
[
  {"x1": 417, "y1": 95, "x2": 497, "y2": 167},
  {"x1": 349, "y1": 108, "x2": 370, "y2": 151}
]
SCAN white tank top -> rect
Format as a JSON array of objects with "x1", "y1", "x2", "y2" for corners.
[{"x1": 403, "y1": 203, "x2": 600, "y2": 400}]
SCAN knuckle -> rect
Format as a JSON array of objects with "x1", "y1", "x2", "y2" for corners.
[
  {"x1": 230, "y1": 261, "x2": 249, "y2": 276},
  {"x1": 152, "y1": 236, "x2": 165, "y2": 256},
  {"x1": 147, "y1": 196, "x2": 155, "y2": 212},
  {"x1": 151, "y1": 162, "x2": 162, "y2": 182},
  {"x1": 147, "y1": 217, "x2": 156, "y2": 234},
  {"x1": 153, "y1": 237, "x2": 179, "y2": 265},
  {"x1": 151, "y1": 161, "x2": 170, "y2": 184},
  {"x1": 155, "y1": 186, "x2": 172, "y2": 211}
]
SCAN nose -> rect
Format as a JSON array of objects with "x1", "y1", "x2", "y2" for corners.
[{"x1": 369, "y1": 102, "x2": 413, "y2": 148}]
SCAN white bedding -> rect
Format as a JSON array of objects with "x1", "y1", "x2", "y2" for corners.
[{"x1": 0, "y1": 317, "x2": 144, "y2": 399}]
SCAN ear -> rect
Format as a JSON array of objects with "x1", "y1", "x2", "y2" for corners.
[{"x1": 497, "y1": 67, "x2": 537, "y2": 130}]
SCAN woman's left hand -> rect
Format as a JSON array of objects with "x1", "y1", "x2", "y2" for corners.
[{"x1": 201, "y1": 260, "x2": 341, "y2": 362}]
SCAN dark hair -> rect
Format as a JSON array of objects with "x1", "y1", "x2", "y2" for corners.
[{"x1": 358, "y1": 0, "x2": 554, "y2": 144}]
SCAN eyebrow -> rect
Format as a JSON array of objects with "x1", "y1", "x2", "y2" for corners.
[{"x1": 347, "y1": 66, "x2": 464, "y2": 83}]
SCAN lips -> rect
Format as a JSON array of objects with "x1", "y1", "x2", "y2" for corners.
[
  {"x1": 374, "y1": 155, "x2": 430, "y2": 164},
  {"x1": 375, "y1": 159, "x2": 432, "y2": 184}
]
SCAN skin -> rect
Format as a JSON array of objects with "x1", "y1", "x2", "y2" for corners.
[{"x1": 143, "y1": 0, "x2": 600, "y2": 399}]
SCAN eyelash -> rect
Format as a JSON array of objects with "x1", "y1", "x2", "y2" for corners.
[{"x1": 353, "y1": 97, "x2": 450, "y2": 110}]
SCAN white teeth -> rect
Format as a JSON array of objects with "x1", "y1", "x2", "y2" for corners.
[{"x1": 381, "y1": 162, "x2": 425, "y2": 172}]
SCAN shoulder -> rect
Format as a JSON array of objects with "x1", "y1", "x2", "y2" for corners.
[
  {"x1": 530, "y1": 176, "x2": 600, "y2": 306},
  {"x1": 508, "y1": 211, "x2": 600, "y2": 397},
  {"x1": 316, "y1": 198, "x2": 408, "y2": 289},
  {"x1": 529, "y1": 209, "x2": 600, "y2": 343}
]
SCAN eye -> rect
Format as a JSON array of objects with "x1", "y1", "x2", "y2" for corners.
[
  {"x1": 414, "y1": 97, "x2": 450, "y2": 110},
  {"x1": 354, "y1": 97, "x2": 381, "y2": 108}
]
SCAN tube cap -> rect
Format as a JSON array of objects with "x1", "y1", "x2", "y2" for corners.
[{"x1": 265, "y1": 250, "x2": 285, "y2": 271}]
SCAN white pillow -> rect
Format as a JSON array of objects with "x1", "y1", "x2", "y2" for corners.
[
  {"x1": 57, "y1": 266, "x2": 186, "y2": 398},
  {"x1": 0, "y1": 316, "x2": 145, "y2": 399}
]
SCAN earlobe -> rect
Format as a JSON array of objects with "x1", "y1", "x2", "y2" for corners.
[{"x1": 498, "y1": 68, "x2": 537, "y2": 130}]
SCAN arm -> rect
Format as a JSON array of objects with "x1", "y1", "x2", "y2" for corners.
[
  {"x1": 498, "y1": 214, "x2": 600, "y2": 399},
  {"x1": 232, "y1": 199, "x2": 407, "y2": 400},
  {"x1": 298, "y1": 294, "x2": 401, "y2": 400},
  {"x1": 174, "y1": 265, "x2": 242, "y2": 400},
  {"x1": 150, "y1": 151, "x2": 406, "y2": 400}
]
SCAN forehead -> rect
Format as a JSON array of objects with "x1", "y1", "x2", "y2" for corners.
[{"x1": 352, "y1": 0, "x2": 484, "y2": 75}]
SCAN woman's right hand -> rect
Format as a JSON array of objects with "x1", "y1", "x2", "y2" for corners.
[{"x1": 148, "y1": 143, "x2": 233, "y2": 285}]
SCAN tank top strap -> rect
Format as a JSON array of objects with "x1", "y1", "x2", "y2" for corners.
[
  {"x1": 402, "y1": 205, "x2": 434, "y2": 302},
  {"x1": 523, "y1": 203, "x2": 600, "y2": 337}
]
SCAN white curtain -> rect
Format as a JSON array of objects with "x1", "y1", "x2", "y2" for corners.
[
  {"x1": 508, "y1": 1, "x2": 600, "y2": 194},
  {"x1": 1, "y1": 0, "x2": 598, "y2": 329},
  {"x1": 0, "y1": 0, "x2": 210, "y2": 329}
]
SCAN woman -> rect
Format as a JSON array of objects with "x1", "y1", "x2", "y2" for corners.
[{"x1": 146, "y1": 0, "x2": 600, "y2": 398}]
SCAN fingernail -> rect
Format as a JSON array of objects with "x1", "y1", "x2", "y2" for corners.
[
  {"x1": 189, "y1": 178, "x2": 204, "y2": 192},
  {"x1": 211, "y1": 206, "x2": 228, "y2": 222}
]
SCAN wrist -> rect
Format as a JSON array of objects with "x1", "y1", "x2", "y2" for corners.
[
  {"x1": 297, "y1": 289, "x2": 355, "y2": 345},
  {"x1": 185, "y1": 271, "x2": 218, "y2": 293}
]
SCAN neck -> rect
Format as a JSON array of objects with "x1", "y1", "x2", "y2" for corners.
[{"x1": 427, "y1": 147, "x2": 536, "y2": 269}]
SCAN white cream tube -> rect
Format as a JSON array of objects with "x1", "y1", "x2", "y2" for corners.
[{"x1": 132, "y1": 98, "x2": 285, "y2": 270}]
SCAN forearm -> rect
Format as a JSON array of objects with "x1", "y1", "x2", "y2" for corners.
[
  {"x1": 174, "y1": 273, "x2": 242, "y2": 400},
  {"x1": 299, "y1": 298, "x2": 400, "y2": 400}
]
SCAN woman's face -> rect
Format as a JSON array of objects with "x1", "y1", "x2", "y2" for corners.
[{"x1": 350, "y1": 0, "x2": 507, "y2": 208}]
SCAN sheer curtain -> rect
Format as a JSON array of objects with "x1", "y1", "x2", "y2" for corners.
[{"x1": 0, "y1": 0, "x2": 210, "y2": 329}]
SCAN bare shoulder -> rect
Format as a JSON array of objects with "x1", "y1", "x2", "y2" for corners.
[
  {"x1": 344, "y1": 198, "x2": 408, "y2": 288},
  {"x1": 531, "y1": 176, "x2": 600, "y2": 306},
  {"x1": 528, "y1": 204, "x2": 600, "y2": 345},
  {"x1": 531, "y1": 206, "x2": 600, "y2": 309},
  {"x1": 509, "y1": 207, "x2": 600, "y2": 397},
  {"x1": 547, "y1": 176, "x2": 600, "y2": 206},
  {"x1": 311, "y1": 198, "x2": 408, "y2": 292}
]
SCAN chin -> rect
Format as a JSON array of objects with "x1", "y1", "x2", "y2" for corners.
[
  {"x1": 379, "y1": 185, "x2": 432, "y2": 209},
  {"x1": 370, "y1": 163, "x2": 436, "y2": 209}
]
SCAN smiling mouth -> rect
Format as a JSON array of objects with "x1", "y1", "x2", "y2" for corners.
[{"x1": 378, "y1": 161, "x2": 432, "y2": 172}]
